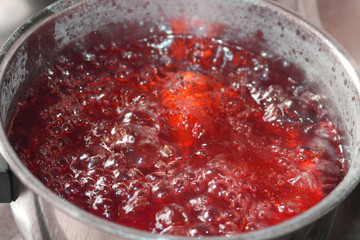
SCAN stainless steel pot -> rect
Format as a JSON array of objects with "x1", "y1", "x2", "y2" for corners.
[{"x1": 0, "y1": 0, "x2": 360, "y2": 239}]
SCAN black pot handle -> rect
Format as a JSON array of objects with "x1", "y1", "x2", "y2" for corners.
[
  {"x1": 0, "y1": 155, "x2": 20, "y2": 202},
  {"x1": 0, "y1": 154, "x2": 12, "y2": 202}
]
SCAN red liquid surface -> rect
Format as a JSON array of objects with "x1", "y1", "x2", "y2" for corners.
[{"x1": 8, "y1": 29, "x2": 346, "y2": 236}]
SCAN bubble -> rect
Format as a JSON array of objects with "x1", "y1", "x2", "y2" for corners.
[
  {"x1": 87, "y1": 168, "x2": 105, "y2": 178},
  {"x1": 61, "y1": 173, "x2": 74, "y2": 182},
  {"x1": 277, "y1": 157, "x2": 297, "y2": 172},
  {"x1": 50, "y1": 125, "x2": 63, "y2": 135},
  {"x1": 92, "y1": 197, "x2": 115, "y2": 220},
  {"x1": 49, "y1": 180, "x2": 62, "y2": 193},
  {"x1": 124, "y1": 147, "x2": 157, "y2": 169},
  {"x1": 116, "y1": 168, "x2": 144, "y2": 183},
  {"x1": 287, "y1": 171, "x2": 318, "y2": 190},
  {"x1": 277, "y1": 201, "x2": 300, "y2": 215},
  {"x1": 315, "y1": 120, "x2": 337, "y2": 139},
  {"x1": 225, "y1": 209, "x2": 242, "y2": 224},
  {"x1": 136, "y1": 67, "x2": 158, "y2": 87},
  {"x1": 231, "y1": 191, "x2": 253, "y2": 212},
  {"x1": 224, "y1": 191, "x2": 238, "y2": 203},
  {"x1": 208, "y1": 179, "x2": 231, "y2": 200},
  {"x1": 203, "y1": 166, "x2": 226, "y2": 181},
  {"x1": 93, "y1": 197, "x2": 114, "y2": 210},
  {"x1": 171, "y1": 176, "x2": 190, "y2": 195},
  {"x1": 103, "y1": 153, "x2": 126, "y2": 170},
  {"x1": 187, "y1": 223, "x2": 216, "y2": 237},
  {"x1": 244, "y1": 222, "x2": 266, "y2": 232},
  {"x1": 123, "y1": 194, "x2": 150, "y2": 214},
  {"x1": 48, "y1": 167, "x2": 61, "y2": 179},
  {"x1": 39, "y1": 172, "x2": 52, "y2": 185},
  {"x1": 190, "y1": 180, "x2": 206, "y2": 193},
  {"x1": 64, "y1": 180, "x2": 83, "y2": 196},
  {"x1": 114, "y1": 64, "x2": 133, "y2": 82},
  {"x1": 54, "y1": 157, "x2": 70, "y2": 170},
  {"x1": 282, "y1": 98, "x2": 314, "y2": 123},
  {"x1": 80, "y1": 154, "x2": 104, "y2": 170},
  {"x1": 159, "y1": 225, "x2": 187, "y2": 236},
  {"x1": 199, "y1": 205, "x2": 223, "y2": 223},
  {"x1": 155, "y1": 204, "x2": 189, "y2": 231},
  {"x1": 82, "y1": 177, "x2": 96, "y2": 190},
  {"x1": 145, "y1": 171, "x2": 167, "y2": 182},
  {"x1": 98, "y1": 174, "x2": 116, "y2": 186},
  {"x1": 187, "y1": 195, "x2": 212, "y2": 212},
  {"x1": 124, "y1": 106, "x2": 160, "y2": 130},
  {"x1": 114, "y1": 125, "x2": 160, "y2": 169},
  {"x1": 129, "y1": 180, "x2": 150, "y2": 194},
  {"x1": 218, "y1": 222, "x2": 241, "y2": 236},
  {"x1": 152, "y1": 180, "x2": 174, "y2": 202}
]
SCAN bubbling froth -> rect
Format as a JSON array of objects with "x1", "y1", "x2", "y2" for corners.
[{"x1": 8, "y1": 30, "x2": 346, "y2": 236}]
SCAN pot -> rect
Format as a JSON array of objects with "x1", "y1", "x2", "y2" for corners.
[{"x1": 0, "y1": 0, "x2": 360, "y2": 239}]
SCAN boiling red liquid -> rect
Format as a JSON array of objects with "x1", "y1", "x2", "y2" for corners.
[{"x1": 8, "y1": 30, "x2": 345, "y2": 236}]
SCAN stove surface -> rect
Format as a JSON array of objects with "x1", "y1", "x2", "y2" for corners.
[{"x1": 0, "y1": 0, "x2": 359, "y2": 239}]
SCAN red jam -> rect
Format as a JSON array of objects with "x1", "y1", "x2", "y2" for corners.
[{"x1": 8, "y1": 26, "x2": 346, "y2": 236}]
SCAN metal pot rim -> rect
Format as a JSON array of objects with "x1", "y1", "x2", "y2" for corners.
[{"x1": 0, "y1": 0, "x2": 360, "y2": 239}]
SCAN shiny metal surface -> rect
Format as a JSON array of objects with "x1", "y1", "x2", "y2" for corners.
[{"x1": 0, "y1": 0, "x2": 360, "y2": 239}]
